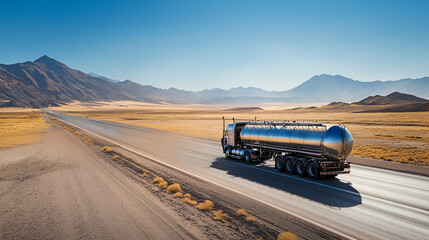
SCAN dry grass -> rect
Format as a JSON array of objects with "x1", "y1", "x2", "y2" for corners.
[
  {"x1": 166, "y1": 183, "x2": 182, "y2": 193},
  {"x1": 183, "y1": 197, "x2": 198, "y2": 206},
  {"x1": 183, "y1": 193, "x2": 191, "y2": 198},
  {"x1": 352, "y1": 145, "x2": 429, "y2": 164},
  {"x1": 84, "y1": 136, "x2": 94, "y2": 143},
  {"x1": 153, "y1": 177, "x2": 164, "y2": 183},
  {"x1": 142, "y1": 172, "x2": 150, "y2": 178},
  {"x1": 158, "y1": 181, "x2": 168, "y2": 189},
  {"x1": 101, "y1": 146, "x2": 113, "y2": 152},
  {"x1": 237, "y1": 208, "x2": 247, "y2": 216},
  {"x1": 277, "y1": 232, "x2": 297, "y2": 240},
  {"x1": 0, "y1": 112, "x2": 50, "y2": 148},
  {"x1": 213, "y1": 210, "x2": 229, "y2": 221},
  {"x1": 173, "y1": 192, "x2": 183, "y2": 198},
  {"x1": 196, "y1": 200, "x2": 214, "y2": 211},
  {"x1": 245, "y1": 216, "x2": 256, "y2": 222},
  {"x1": 67, "y1": 108, "x2": 429, "y2": 165}
]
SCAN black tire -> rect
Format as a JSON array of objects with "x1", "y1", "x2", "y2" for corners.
[
  {"x1": 285, "y1": 157, "x2": 294, "y2": 173},
  {"x1": 275, "y1": 156, "x2": 285, "y2": 172},
  {"x1": 307, "y1": 162, "x2": 320, "y2": 180},
  {"x1": 244, "y1": 151, "x2": 252, "y2": 164},
  {"x1": 225, "y1": 147, "x2": 231, "y2": 159},
  {"x1": 295, "y1": 160, "x2": 306, "y2": 176}
]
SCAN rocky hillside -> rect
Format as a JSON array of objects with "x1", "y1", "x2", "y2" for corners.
[{"x1": 0, "y1": 56, "x2": 134, "y2": 107}]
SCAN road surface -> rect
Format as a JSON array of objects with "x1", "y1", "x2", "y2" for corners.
[{"x1": 46, "y1": 110, "x2": 429, "y2": 240}]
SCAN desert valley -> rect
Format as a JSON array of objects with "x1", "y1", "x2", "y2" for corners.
[{"x1": 1, "y1": 56, "x2": 429, "y2": 239}]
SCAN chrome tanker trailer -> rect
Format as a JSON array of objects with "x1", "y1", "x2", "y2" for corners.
[{"x1": 221, "y1": 118, "x2": 353, "y2": 179}]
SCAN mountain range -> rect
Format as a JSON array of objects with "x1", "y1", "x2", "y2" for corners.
[{"x1": 1, "y1": 56, "x2": 428, "y2": 107}]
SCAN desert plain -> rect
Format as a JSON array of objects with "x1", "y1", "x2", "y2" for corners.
[{"x1": 1, "y1": 101, "x2": 429, "y2": 240}]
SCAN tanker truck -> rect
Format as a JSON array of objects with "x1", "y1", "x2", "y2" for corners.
[{"x1": 221, "y1": 118, "x2": 353, "y2": 179}]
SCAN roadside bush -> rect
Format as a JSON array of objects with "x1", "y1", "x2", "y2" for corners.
[
  {"x1": 84, "y1": 136, "x2": 93, "y2": 143},
  {"x1": 184, "y1": 197, "x2": 197, "y2": 205},
  {"x1": 101, "y1": 146, "x2": 113, "y2": 152},
  {"x1": 173, "y1": 192, "x2": 183, "y2": 198},
  {"x1": 158, "y1": 181, "x2": 168, "y2": 189},
  {"x1": 196, "y1": 200, "x2": 214, "y2": 211},
  {"x1": 142, "y1": 172, "x2": 149, "y2": 178},
  {"x1": 245, "y1": 216, "x2": 256, "y2": 222},
  {"x1": 166, "y1": 183, "x2": 182, "y2": 193},
  {"x1": 237, "y1": 208, "x2": 247, "y2": 216},
  {"x1": 213, "y1": 210, "x2": 228, "y2": 221},
  {"x1": 74, "y1": 131, "x2": 82, "y2": 136},
  {"x1": 112, "y1": 155, "x2": 120, "y2": 160},
  {"x1": 183, "y1": 193, "x2": 191, "y2": 198},
  {"x1": 153, "y1": 177, "x2": 164, "y2": 183},
  {"x1": 277, "y1": 232, "x2": 297, "y2": 240}
]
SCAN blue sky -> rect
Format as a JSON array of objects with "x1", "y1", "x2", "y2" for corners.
[{"x1": 1, "y1": 0, "x2": 428, "y2": 91}]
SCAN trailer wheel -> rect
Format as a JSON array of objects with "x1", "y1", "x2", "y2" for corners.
[
  {"x1": 285, "y1": 157, "x2": 294, "y2": 173},
  {"x1": 275, "y1": 156, "x2": 285, "y2": 172},
  {"x1": 225, "y1": 147, "x2": 231, "y2": 159},
  {"x1": 244, "y1": 151, "x2": 252, "y2": 164},
  {"x1": 295, "y1": 160, "x2": 306, "y2": 177},
  {"x1": 307, "y1": 162, "x2": 320, "y2": 179}
]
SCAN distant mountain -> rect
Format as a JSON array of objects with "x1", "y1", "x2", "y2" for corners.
[
  {"x1": 354, "y1": 92, "x2": 429, "y2": 105},
  {"x1": 88, "y1": 72, "x2": 120, "y2": 83},
  {"x1": 282, "y1": 74, "x2": 429, "y2": 102},
  {"x1": 116, "y1": 80, "x2": 195, "y2": 104},
  {"x1": 0, "y1": 56, "x2": 134, "y2": 107},
  {"x1": 324, "y1": 92, "x2": 429, "y2": 112},
  {"x1": 1, "y1": 56, "x2": 429, "y2": 107}
]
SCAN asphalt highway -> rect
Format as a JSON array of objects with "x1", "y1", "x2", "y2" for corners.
[{"x1": 46, "y1": 110, "x2": 429, "y2": 240}]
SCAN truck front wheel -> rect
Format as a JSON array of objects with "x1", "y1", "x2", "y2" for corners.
[
  {"x1": 307, "y1": 162, "x2": 320, "y2": 179},
  {"x1": 225, "y1": 147, "x2": 231, "y2": 159}
]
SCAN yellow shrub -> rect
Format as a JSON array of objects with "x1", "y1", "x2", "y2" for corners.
[
  {"x1": 213, "y1": 210, "x2": 229, "y2": 221},
  {"x1": 237, "y1": 208, "x2": 247, "y2": 216},
  {"x1": 158, "y1": 181, "x2": 168, "y2": 189},
  {"x1": 84, "y1": 136, "x2": 93, "y2": 143},
  {"x1": 153, "y1": 177, "x2": 164, "y2": 183},
  {"x1": 113, "y1": 155, "x2": 120, "y2": 160},
  {"x1": 183, "y1": 193, "x2": 191, "y2": 198},
  {"x1": 174, "y1": 192, "x2": 183, "y2": 198},
  {"x1": 166, "y1": 183, "x2": 182, "y2": 193},
  {"x1": 74, "y1": 131, "x2": 82, "y2": 136},
  {"x1": 142, "y1": 172, "x2": 149, "y2": 178},
  {"x1": 196, "y1": 200, "x2": 214, "y2": 211},
  {"x1": 277, "y1": 232, "x2": 297, "y2": 240},
  {"x1": 184, "y1": 197, "x2": 197, "y2": 205},
  {"x1": 101, "y1": 146, "x2": 113, "y2": 152},
  {"x1": 245, "y1": 216, "x2": 256, "y2": 222}
]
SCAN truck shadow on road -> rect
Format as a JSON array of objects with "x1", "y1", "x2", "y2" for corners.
[{"x1": 210, "y1": 157, "x2": 362, "y2": 208}]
